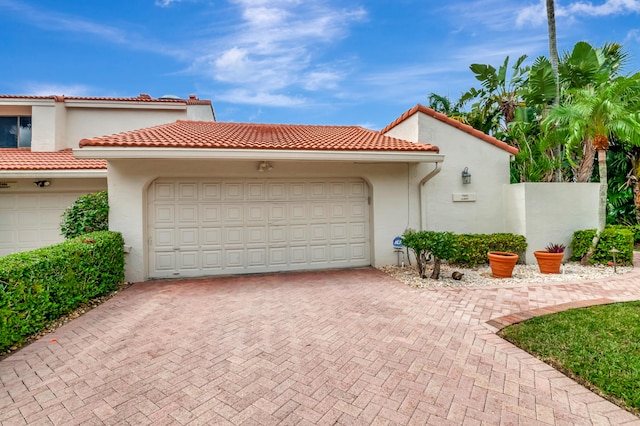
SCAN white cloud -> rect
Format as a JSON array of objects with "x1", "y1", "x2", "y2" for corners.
[
  {"x1": 190, "y1": 1, "x2": 366, "y2": 105},
  {"x1": 155, "y1": 0, "x2": 182, "y2": 6},
  {"x1": 215, "y1": 89, "x2": 306, "y2": 107},
  {"x1": 567, "y1": 0, "x2": 640, "y2": 15},
  {"x1": 516, "y1": 0, "x2": 640, "y2": 27},
  {"x1": 21, "y1": 83, "x2": 95, "y2": 97},
  {"x1": 303, "y1": 70, "x2": 342, "y2": 90}
]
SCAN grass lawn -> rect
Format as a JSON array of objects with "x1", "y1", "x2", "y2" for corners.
[{"x1": 499, "y1": 301, "x2": 640, "y2": 416}]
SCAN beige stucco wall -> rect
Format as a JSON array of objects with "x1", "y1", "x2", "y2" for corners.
[
  {"x1": 5, "y1": 100, "x2": 215, "y2": 152},
  {"x1": 504, "y1": 183, "x2": 599, "y2": 263},
  {"x1": 106, "y1": 158, "x2": 424, "y2": 282},
  {"x1": 65, "y1": 108, "x2": 192, "y2": 149},
  {"x1": 384, "y1": 113, "x2": 513, "y2": 234}
]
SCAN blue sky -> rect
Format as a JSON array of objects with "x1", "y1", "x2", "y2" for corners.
[{"x1": 1, "y1": 0, "x2": 639, "y2": 130}]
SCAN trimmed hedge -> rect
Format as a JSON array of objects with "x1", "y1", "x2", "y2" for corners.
[
  {"x1": 60, "y1": 190, "x2": 109, "y2": 239},
  {"x1": 0, "y1": 231, "x2": 125, "y2": 352},
  {"x1": 450, "y1": 233, "x2": 528, "y2": 267},
  {"x1": 570, "y1": 227, "x2": 634, "y2": 265}
]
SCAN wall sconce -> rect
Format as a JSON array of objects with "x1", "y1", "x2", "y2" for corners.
[
  {"x1": 257, "y1": 161, "x2": 273, "y2": 172},
  {"x1": 461, "y1": 167, "x2": 471, "y2": 184},
  {"x1": 33, "y1": 180, "x2": 51, "y2": 187}
]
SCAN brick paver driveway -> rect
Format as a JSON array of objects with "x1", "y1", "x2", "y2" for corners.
[{"x1": 2, "y1": 267, "x2": 640, "y2": 425}]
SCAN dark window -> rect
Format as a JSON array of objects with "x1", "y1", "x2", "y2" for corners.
[{"x1": 0, "y1": 116, "x2": 32, "y2": 148}]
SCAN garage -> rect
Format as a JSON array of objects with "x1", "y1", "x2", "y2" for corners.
[
  {"x1": 0, "y1": 192, "x2": 83, "y2": 256},
  {"x1": 148, "y1": 177, "x2": 370, "y2": 278}
]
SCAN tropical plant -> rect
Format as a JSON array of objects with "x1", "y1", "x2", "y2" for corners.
[
  {"x1": 544, "y1": 73, "x2": 640, "y2": 262},
  {"x1": 426, "y1": 92, "x2": 468, "y2": 123},
  {"x1": 545, "y1": 242, "x2": 566, "y2": 253},
  {"x1": 463, "y1": 55, "x2": 529, "y2": 137}
]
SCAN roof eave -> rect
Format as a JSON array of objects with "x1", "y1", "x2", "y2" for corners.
[
  {"x1": 0, "y1": 169, "x2": 107, "y2": 179},
  {"x1": 74, "y1": 147, "x2": 444, "y2": 163}
]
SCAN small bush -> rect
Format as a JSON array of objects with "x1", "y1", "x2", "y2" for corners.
[
  {"x1": 570, "y1": 227, "x2": 634, "y2": 265},
  {"x1": 60, "y1": 190, "x2": 109, "y2": 239},
  {"x1": 402, "y1": 230, "x2": 459, "y2": 279},
  {"x1": 0, "y1": 231, "x2": 124, "y2": 352},
  {"x1": 451, "y1": 233, "x2": 527, "y2": 267}
]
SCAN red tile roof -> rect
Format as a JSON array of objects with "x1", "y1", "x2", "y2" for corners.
[
  {"x1": 0, "y1": 149, "x2": 107, "y2": 171},
  {"x1": 79, "y1": 121, "x2": 440, "y2": 152},
  {"x1": 0, "y1": 94, "x2": 211, "y2": 106},
  {"x1": 380, "y1": 104, "x2": 519, "y2": 155}
]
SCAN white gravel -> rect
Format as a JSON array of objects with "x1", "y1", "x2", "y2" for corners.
[{"x1": 379, "y1": 260, "x2": 633, "y2": 289}]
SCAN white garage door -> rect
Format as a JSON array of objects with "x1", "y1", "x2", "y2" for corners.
[
  {"x1": 0, "y1": 193, "x2": 84, "y2": 257},
  {"x1": 148, "y1": 178, "x2": 370, "y2": 278}
]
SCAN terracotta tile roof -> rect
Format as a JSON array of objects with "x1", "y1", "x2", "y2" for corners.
[
  {"x1": 79, "y1": 121, "x2": 440, "y2": 152},
  {"x1": 380, "y1": 104, "x2": 519, "y2": 155},
  {"x1": 0, "y1": 94, "x2": 212, "y2": 106},
  {"x1": 0, "y1": 149, "x2": 107, "y2": 171}
]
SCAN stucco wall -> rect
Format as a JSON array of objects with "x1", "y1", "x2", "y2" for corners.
[
  {"x1": 384, "y1": 113, "x2": 513, "y2": 234},
  {"x1": 107, "y1": 158, "x2": 421, "y2": 282},
  {"x1": 504, "y1": 183, "x2": 599, "y2": 263}
]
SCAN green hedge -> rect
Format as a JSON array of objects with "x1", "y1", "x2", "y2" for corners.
[
  {"x1": 570, "y1": 227, "x2": 634, "y2": 265},
  {"x1": 60, "y1": 190, "x2": 109, "y2": 239},
  {"x1": 0, "y1": 231, "x2": 125, "y2": 352},
  {"x1": 450, "y1": 233, "x2": 528, "y2": 267}
]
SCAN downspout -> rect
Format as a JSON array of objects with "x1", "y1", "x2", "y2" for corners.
[{"x1": 419, "y1": 162, "x2": 441, "y2": 230}]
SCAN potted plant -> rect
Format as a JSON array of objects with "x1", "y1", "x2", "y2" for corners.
[
  {"x1": 487, "y1": 251, "x2": 519, "y2": 278},
  {"x1": 534, "y1": 243, "x2": 566, "y2": 274}
]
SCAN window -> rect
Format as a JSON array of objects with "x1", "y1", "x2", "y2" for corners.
[{"x1": 0, "y1": 116, "x2": 32, "y2": 148}]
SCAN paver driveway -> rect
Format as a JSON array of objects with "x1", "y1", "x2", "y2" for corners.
[{"x1": 2, "y1": 266, "x2": 640, "y2": 425}]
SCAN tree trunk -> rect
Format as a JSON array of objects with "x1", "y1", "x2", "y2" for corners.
[
  {"x1": 576, "y1": 139, "x2": 596, "y2": 182},
  {"x1": 430, "y1": 257, "x2": 441, "y2": 280},
  {"x1": 546, "y1": 0, "x2": 563, "y2": 182},
  {"x1": 633, "y1": 175, "x2": 640, "y2": 224},
  {"x1": 581, "y1": 148, "x2": 608, "y2": 264}
]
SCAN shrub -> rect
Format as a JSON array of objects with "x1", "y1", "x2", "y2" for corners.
[
  {"x1": 570, "y1": 227, "x2": 634, "y2": 265},
  {"x1": 450, "y1": 233, "x2": 527, "y2": 267},
  {"x1": 0, "y1": 231, "x2": 125, "y2": 352},
  {"x1": 401, "y1": 230, "x2": 459, "y2": 279},
  {"x1": 60, "y1": 190, "x2": 109, "y2": 239}
]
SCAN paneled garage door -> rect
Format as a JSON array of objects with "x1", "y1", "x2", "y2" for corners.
[
  {"x1": 148, "y1": 178, "x2": 370, "y2": 278},
  {"x1": 0, "y1": 193, "x2": 84, "y2": 257}
]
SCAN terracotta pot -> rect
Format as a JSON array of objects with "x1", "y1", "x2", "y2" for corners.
[
  {"x1": 534, "y1": 250, "x2": 564, "y2": 274},
  {"x1": 487, "y1": 251, "x2": 519, "y2": 278}
]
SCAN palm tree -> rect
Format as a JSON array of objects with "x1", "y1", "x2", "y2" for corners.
[
  {"x1": 555, "y1": 42, "x2": 630, "y2": 182},
  {"x1": 463, "y1": 55, "x2": 529, "y2": 137},
  {"x1": 544, "y1": 74, "x2": 640, "y2": 262},
  {"x1": 546, "y1": 0, "x2": 562, "y2": 181},
  {"x1": 426, "y1": 93, "x2": 468, "y2": 123}
]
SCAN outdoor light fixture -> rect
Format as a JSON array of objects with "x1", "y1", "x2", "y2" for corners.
[
  {"x1": 33, "y1": 180, "x2": 51, "y2": 187},
  {"x1": 257, "y1": 161, "x2": 273, "y2": 172},
  {"x1": 461, "y1": 167, "x2": 471, "y2": 184}
]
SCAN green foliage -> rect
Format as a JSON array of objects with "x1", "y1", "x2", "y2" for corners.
[
  {"x1": 500, "y1": 301, "x2": 640, "y2": 414},
  {"x1": 60, "y1": 190, "x2": 109, "y2": 239},
  {"x1": 0, "y1": 231, "x2": 125, "y2": 352},
  {"x1": 450, "y1": 233, "x2": 528, "y2": 267},
  {"x1": 401, "y1": 230, "x2": 459, "y2": 279},
  {"x1": 570, "y1": 227, "x2": 634, "y2": 264}
]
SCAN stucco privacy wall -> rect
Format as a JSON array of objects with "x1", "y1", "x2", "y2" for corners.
[
  {"x1": 383, "y1": 112, "x2": 513, "y2": 233},
  {"x1": 107, "y1": 159, "x2": 419, "y2": 282},
  {"x1": 504, "y1": 183, "x2": 599, "y2": 263}
]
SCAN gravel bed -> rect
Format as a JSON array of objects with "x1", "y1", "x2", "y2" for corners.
[{"x1": 379, "y1": 261, "x2": 633, "y2": 289}]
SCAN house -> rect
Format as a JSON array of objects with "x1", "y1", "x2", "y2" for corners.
[
  {"x1": 0, "y1": 94, "x2": 215, "y2": 256},
  {"x1": 74, "y1": 104, "x2": 521, "y2": 283},
  {"x1": 6, "y1": 96, "x2": 592, "y2": 281}
]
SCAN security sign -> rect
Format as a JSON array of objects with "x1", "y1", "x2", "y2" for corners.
[{"x1": 393, "y1": 236, "x2": 404, "y2": 248}]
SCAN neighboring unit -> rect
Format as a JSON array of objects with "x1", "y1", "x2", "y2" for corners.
[{"x1": 0, "y1": 94, "x2": 215, "y2": 256}]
